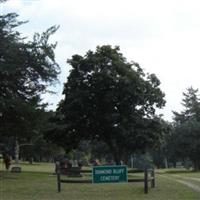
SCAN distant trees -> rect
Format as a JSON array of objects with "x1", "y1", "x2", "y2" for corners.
[
  {"x1": 172, "y1": 87, "x2": 200, "y2": 170},
  {"x1": 48, "y1": 45, "x2": 166, "y2": 164},
  {"x1": 151, "y1": 119, "x2": 172, "y2": 168},
  {"x1": 149, "y1": 87, "x2": 200, "y2": 170},
  {"x1": 0, "y1": 12, "x2": 60, "y2": 163}
]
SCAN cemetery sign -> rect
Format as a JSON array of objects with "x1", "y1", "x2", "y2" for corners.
[{"x1": 92, "y1": 165, "x2": 127, "y2": 184}]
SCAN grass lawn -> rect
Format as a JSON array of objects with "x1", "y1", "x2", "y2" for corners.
[{"x1": 1, "y1": 162, "x2": 200, "y2": 200}]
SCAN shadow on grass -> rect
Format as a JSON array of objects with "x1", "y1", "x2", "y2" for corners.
[
  {"x1": 0, "y1": 171, "x2": 18, "y2": 179},
  {"x1": 19, "y1": 162, "x2": 47, "y2": 166},
  {"x1": 1, "y1": 170, "x2": 52, "y2": 177},
  {"x1": 21, "y1": 171, "x2": 52, "y2": 175}
]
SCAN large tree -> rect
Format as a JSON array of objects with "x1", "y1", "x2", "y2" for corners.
[
  {"x1": 0, "y1": 12, "x2": 60, "y2": 163},
  {"x1": 50, "y1": 45, "x2": 165, "y2": 164},
  {"x1": 172, "y1": 87, "x2": 200, "y2": 170}
]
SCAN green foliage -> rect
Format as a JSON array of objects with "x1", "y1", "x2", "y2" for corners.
[
  {"x1": 172, "y1": 87, "x2": 200, "y2": 170},
  {"x1": 173, "y1": 87, "x2": 200, "y2": 123},
  {"x1": 0, "y1": 13, "x2": 59, "y2": 105},
  {"x1": 151, "y1": 120, "x2": 172, "y2": 168},
  {"x1": 49, "y1": 45, "x2": 165, "y2": 164},
  {"x1": 173, "y1": 119, "x2": 200, "y2": 170},
  {"x1": 0, "y1": 12, "x2": 60, "y2": 159}
]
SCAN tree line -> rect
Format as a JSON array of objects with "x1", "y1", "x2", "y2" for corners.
[{"x1": 1, "y1": 2, "x2": 200, "y2": 170}]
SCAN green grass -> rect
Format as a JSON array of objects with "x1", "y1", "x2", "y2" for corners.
[{"x1": 1, "y1": 162, "x2": 200, "y2": 200}]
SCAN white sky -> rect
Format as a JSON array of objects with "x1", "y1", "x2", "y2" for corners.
[{"x1": 1, "y1": 0, "x2": 200, "y2": 121}]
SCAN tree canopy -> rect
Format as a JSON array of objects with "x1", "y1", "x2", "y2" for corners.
[
  {"x1": 48, "y1": 45, "x2": 165, "y2": 164},
  {"x1": 172, "y1": 87, "x2": 200, "y2": 170},
  {"x1": 0, "y1": 12, "x2": 60, "y2": 162}
]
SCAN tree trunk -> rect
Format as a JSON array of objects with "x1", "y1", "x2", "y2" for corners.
[
  {"x1": 164, "y1": 157, "x2": 168, "y2": 168},
  {"x1": 15, "y1": 138, "x2": 20, "y2": 165},
  {"x1": 130, "y1": 154, "x2": 134, "y2": 168},
  {"x1": 156, "y1": 164, "x2": 160, "y2": 169},
  {"x1": 29, "y1": 157, "x2": 33, "y2": 164},
  {"x1": 114, "y1": 155, "x2": 121, "y2": 165},
  {"x1": 113, "y1": 149, "x2": 124, "y2": 165},
  {"x1": 193, "y1": 160, "x2": 200, "y2": 171},
  {"x1": 106, "y1": 142, "x2": 120, "y2": 165},
  {"x1": 122, "y1": 153, "x2": 129, "y2": 165}
]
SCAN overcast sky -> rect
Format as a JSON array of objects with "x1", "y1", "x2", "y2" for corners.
[{"x1": 1, "y1": 0, "x2": 200, "y2": 121}]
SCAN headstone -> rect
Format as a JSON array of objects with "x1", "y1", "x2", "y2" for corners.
[{"x1": 11, "y1": 166, "x2": 21, "y2": 173}]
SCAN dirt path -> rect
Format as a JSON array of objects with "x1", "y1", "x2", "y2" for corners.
[
  {"x1": 172, "y1": 174, "x2": 200, "y2": 182},
  {"x1": 159, "y1": 174, "x2": 200, "y2": 193},
  {"x1": 176, "y1": 179, "x2": 200, "y2": 192}
]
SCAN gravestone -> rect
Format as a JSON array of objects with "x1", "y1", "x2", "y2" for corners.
[{"x1": 11, "y1": 166, "x2": 21, "y2": 173}]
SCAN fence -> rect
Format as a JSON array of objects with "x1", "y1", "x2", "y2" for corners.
[{"x1": 57, "y1": 167, "x2": 155, "y2": 194}]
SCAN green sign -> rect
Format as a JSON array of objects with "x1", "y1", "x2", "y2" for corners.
[{"x1": 92, "y1": 165, "x2": 127, "y2": 183}]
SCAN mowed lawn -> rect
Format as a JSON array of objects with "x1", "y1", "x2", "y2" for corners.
[{"x1": 1, "y1": 162, "x2": 200, "y2": 200}]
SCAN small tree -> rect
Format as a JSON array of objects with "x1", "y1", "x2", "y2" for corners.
[{"x1": 49, "y1": 45, "x2": 165, "y2": 164}]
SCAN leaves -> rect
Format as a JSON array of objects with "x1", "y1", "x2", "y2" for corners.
[
  {"x1": 0, "y1": 12, "x2": 59, "y2": 145},
  {"x1": 51, "y1": 45, "x2": 165, "y2": 163},
  {"x1": 172, "y1": 87, "x2": 200, "y2": 170}
]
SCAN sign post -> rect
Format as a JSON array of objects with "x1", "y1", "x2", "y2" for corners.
[{"x1": 92, "y1": 165, "x2": 127, "y2": 184}]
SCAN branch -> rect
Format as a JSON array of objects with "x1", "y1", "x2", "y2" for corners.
[{"x1": 19, "y1": 143, "x2": 34, "y2": 148}]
